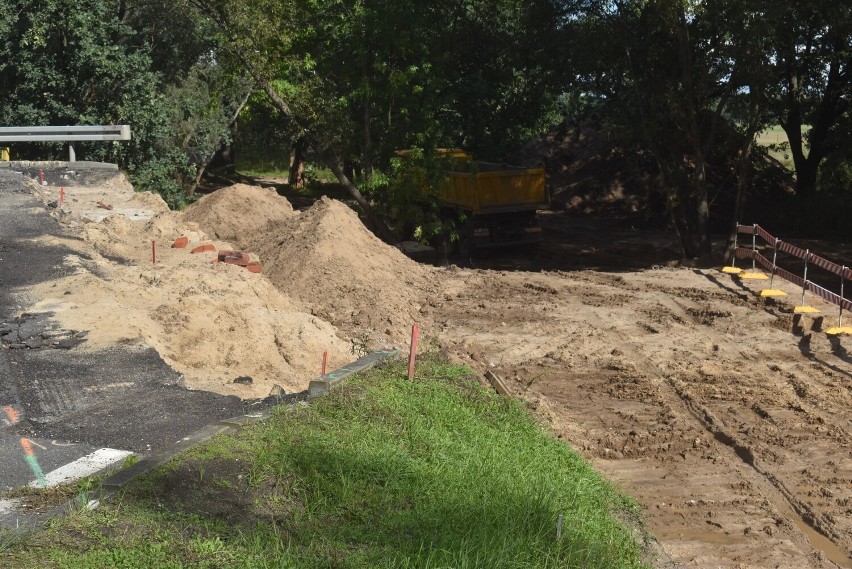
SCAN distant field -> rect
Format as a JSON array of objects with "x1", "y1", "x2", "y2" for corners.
[
  {"x1": 756, "y1": 125, "x2": 809, "y2": 170},
  {"x1": 756, "y1": 125, "x2": 790, "y2": 146}
]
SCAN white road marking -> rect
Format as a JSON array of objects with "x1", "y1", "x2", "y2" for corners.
[{"x1": 28, "y1": 448, "x2": 133, "y2": 488}]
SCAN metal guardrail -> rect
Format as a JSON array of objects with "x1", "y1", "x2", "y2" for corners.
[{"x1": 0, "y1": 125, "x2": 131, "y2": 162}]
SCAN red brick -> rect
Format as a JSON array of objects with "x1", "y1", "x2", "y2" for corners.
[
  {"x1": 172, "y1": 236, "x2": 189, "y2": 249},
  {"x1": 191, "y1": 243, "x2": 216, "y2": 254},
  {"x1": 218, "y1": 250, "x2": 250, "y2": 266},
  {"x1": 246, "y1": 262, "x2": 262, "y2": 273}
]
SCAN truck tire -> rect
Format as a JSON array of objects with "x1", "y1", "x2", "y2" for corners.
[{"x1": 456, "y1": 221, "x2": 473, "y2": 262}]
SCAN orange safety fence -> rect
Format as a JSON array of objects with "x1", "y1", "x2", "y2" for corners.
[{"x1": 729, "y1": 224, "x2": 852, "y2": 313}]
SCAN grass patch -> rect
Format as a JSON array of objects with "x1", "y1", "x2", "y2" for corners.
[{"x1": 1, "y1": 354, "x2": 648, "y2": 568}]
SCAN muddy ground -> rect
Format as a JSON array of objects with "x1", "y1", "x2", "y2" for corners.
[
  {"x1": 10, "y1": 169, "x2": 852, "y2": 568},
  {"x1": 433, "y1": 219, "x2": 852, "y2": 569}
]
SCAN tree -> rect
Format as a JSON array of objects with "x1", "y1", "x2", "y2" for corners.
[
  {"x1": 765, "y1": 1, "x2": 851, "y2": 201},
  {"x1": 185, "y1": 0, "x2": 565, "y2": 241},
  {"x1": 0, "y1": 0, "x2": 157, "y2": 130},
  {"x1": 0, "y1": 0, "x2": 248, "y2": 207}
]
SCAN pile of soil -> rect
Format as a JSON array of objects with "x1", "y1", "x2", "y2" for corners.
[
  {"x1": 27, "y1": 177, "x2": 350, "y2": 399},
  {"x1": 183, "y1": 183, "x2": 296, "y2": 249},
  {"x1": 253, "y1": 197, "x2": 439, "y2": 349},
  {"x1": 510, "y1": 123, "x2": 656, "y2": 217}
]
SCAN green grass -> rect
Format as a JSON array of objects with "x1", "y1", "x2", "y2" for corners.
[{"x1": 0, "y1": 354, "x2": 648, "y2": 569}]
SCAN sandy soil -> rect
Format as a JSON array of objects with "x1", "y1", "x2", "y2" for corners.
[
  {"x1": 12, "y1": 173, "x2": 852, "y2": 567},
  {"x1": 23, "y1": 177, "x2": 351, "y2": 399}
]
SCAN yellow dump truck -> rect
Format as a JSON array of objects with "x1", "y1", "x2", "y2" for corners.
[{"x1": 437, "y1": 151, "x2": 547, "y2": 253}]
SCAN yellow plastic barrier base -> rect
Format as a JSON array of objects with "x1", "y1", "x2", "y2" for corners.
[
  {"x1": 825, "y1": 326, "x2": 852, "y2": 336},
  {"x1": 760, "y1": 289, "x2": 788, "y2": 297},
  {"x1": 794, "y1": 305, "x2": 820, "y2": 314},
  {"x1": 740, "y1": 272, "x2": 769, "y2": 280},
  {"x1": 721, "y1": 266, "x2": 742, "y2": 274}
]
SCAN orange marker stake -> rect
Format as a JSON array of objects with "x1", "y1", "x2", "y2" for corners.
[
  {"x1": 3, "y1": 405, "x2": 20, "y2": 425},
  {"x1": 408, "y1": 324, "x2": 419, "y2": 380},
  {"x1": 322, "y1": 351, "x2": 328, "y2": 376},
  {"x1": 152, "y1": 240, "x2": 157, "y2": 264},
  {"x1": 59, "y1": 186, "x2": 65, "y2": 205},
  {"x1": 20, "y1": 437, "x2": 47, "y2": 487}
]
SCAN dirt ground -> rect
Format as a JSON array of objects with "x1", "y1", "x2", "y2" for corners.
[{"x1": 12, "y1": 172, "x2": 852, "y2": 568}]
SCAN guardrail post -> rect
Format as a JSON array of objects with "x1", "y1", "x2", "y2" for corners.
[{"x1": 68, "y1": 143, "x2": 76, "y2": 162}]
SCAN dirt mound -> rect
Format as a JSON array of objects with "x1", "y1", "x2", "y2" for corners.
[
  {"x1": 183, "y1": 184, "x2": 296, "y2": 248},
  {"x1": 27, "y1": 177, "x2": 351, "y2": 399},
  {"x1": 255, "y1": 196, "x2": 439, "y2": 349},
  {"x1": 510, "y1": 123, "x2": 655, "y2": 217}
]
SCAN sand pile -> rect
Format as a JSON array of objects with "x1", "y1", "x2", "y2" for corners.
[
  {"x1": 182, "y1": 183, "x2": 296, "y2": 248},
  {"x1": 25, "y1": 176, "x2": 351, "y2": 399},
  {"x1": 254, "y1": 196, "x2": 439, "y2": 348}
]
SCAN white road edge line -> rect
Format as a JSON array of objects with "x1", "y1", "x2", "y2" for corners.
[{"x1": 28, "y1": 448, "x2": 134, "y2": 488}]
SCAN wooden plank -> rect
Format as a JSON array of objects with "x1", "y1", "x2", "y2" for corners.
[{"x1": 485, "y1": 370, "x2": 510, "y2": 396}]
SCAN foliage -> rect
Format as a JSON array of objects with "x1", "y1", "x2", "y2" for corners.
[
  {"x1": 0, "y1": 0, "x2": 244, "y2": 208},
  {"x1": 0, "y1": 0, "x2": 155, "y2": 128},
  {"x1": 558, "y1": 0, "x2": 851, "y2": 257},
  {"x1": 363, "y1": 149, "x2": 466, "y2": 246}
]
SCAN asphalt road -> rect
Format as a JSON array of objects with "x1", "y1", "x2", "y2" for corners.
[{"x1": 0, "y1": 168, "x2": 248, "y2": 500}]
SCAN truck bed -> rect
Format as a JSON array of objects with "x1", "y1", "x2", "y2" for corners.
[{"x1": 438, "y1": 162, "x2": 547, "y2": 215}]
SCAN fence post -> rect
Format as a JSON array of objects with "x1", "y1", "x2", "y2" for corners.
[
  {"x1": 732, "y1": 223, "x2": 739, "y2": 269},
  {"x1": 751, "y1": 224, "x2": 758, "y2": 273},
  {"x1": 840, "y1": 267, "x2": 846, "y2": 328},
  {"x1": 760, "y1": 238, "x2": 788, "y2": 297},
  {"x1": 792, "y1": 250, "x2": 822, "y2": 314},
  {"x1": 407, "y1": 324, "x2": 419, "y2": 381},
  {"x1": 721, "y1": 223, "x2": 743, "y2": 274}
]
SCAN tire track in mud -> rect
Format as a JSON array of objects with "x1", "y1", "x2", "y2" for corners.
[
  {"x1": 666, "y1": 375, "x2": 851, "y2": 566},
  {"x1": 599, "y1": 326, "x2": 852, "y2": 567}
]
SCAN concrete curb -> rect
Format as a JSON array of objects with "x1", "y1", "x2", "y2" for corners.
[
  {"x1": 308, "y1": 349, "x2": 398, "y2": 397},
  {"x1": 0, "y1": 349, "x2": 399, "y2": 542}
]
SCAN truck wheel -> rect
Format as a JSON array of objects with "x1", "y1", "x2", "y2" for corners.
[{"x1": 456, "y1": 222, "x2": 473, "y2": 262}]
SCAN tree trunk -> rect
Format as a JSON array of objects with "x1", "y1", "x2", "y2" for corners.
[
  {"x1": 187, "y1": 85, "x2": 252, "y2": 195},
  {"x1": 362, "y1": 91, "x2": 373, "y2": 180},
  {"x1": 325, "y1": 160, "x2": 396, "y2": 243},
  {"x1": 289, "y1": 137, "x2": 306, "y2": 188}
]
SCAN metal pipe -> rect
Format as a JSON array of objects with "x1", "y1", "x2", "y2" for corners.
[
  {"x1": 751, "y1": 224, "x2": 757, "y2": 272},
  {"x1": 769, "y1": 238, "x2": 779, "y2": 289},
  {"x1": 731, "y1": 223, "x2": 739, "y2": 269},
  {"x1": 800, "y1": 250, "x2": 810, "y2": 307}
]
